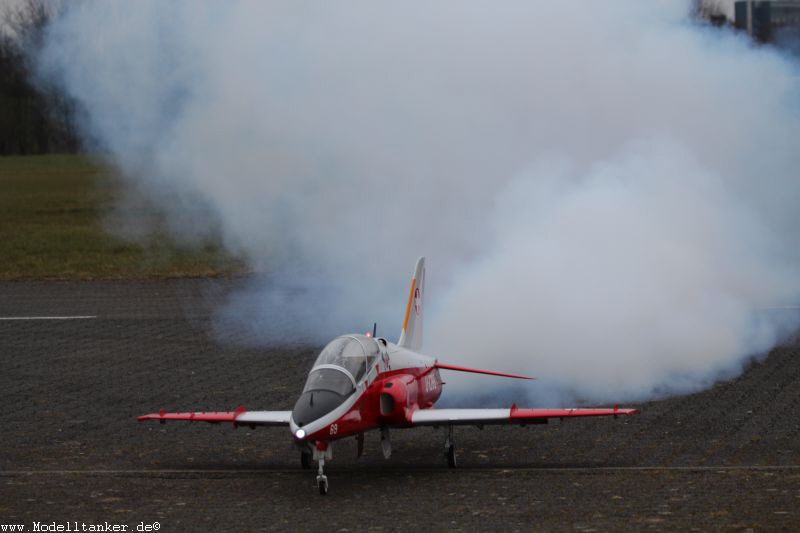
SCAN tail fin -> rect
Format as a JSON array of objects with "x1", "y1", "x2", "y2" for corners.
[{"x1": 398, "y1": 257, "x2": 425, "y2": 351}]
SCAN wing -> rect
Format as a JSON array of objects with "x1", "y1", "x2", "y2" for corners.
[
  {"x1": 137, "y1": 406, "x2": 291, "y2": 428},
  {"x1": 411, "y1": 405, "x2": 639, "y2": 427}
]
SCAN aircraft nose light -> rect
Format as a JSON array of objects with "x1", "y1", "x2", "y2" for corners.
[{"x1": 295, "y1": 428, "x2": 306, "y2": 440}]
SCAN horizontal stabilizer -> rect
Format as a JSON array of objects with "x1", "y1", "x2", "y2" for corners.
[{"x1": 434, "y1": 362, "x2": 534, "y2": 380}]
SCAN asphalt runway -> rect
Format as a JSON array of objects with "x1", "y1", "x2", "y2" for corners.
[{"x1": 2, "y1": 281, "x2": 799, "y2": 531}]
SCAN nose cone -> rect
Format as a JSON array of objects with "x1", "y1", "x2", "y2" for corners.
[{"x1": 291, "y1": 390, "x2": 347, "y2": 428}]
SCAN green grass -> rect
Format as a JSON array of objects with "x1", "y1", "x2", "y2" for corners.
[{"x1": 0, "y1": 154, "x2": 246, "y2": 279}]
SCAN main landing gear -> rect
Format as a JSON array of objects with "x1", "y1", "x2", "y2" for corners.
[{"x1": 444, "y1": 425, "x2": 457, "y2": 468}]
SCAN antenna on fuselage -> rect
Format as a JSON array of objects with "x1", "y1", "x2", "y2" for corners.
[{"x1": 372, "y1": 322, "x2": 377, "y2": 338}]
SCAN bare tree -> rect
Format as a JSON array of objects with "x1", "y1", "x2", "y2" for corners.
[
  {"x1": 695, "y1": 0, "x2": 731, "y2": 27},
  {"x1": 0, "y1": 0, "x2": 79, "y2": 155}
]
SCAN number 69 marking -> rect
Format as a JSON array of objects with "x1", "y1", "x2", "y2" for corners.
[{"x1": 329, "y1": 423, "x2": 338, "y2": 435}]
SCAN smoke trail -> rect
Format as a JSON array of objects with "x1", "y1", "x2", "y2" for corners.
[{"x1": 36, "y1": 1, "x2": 800, "y2": 403}]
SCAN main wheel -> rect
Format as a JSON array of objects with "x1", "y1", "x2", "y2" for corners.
[
  {"x1": 318, "y1": 477, "x2": 329, "y2": 495},
  {"x1": 301, "y1": 452, "x2": 311, "y2": 470},
  {"x1": 446, "y1": 444, "x2": 457, "y2": 468}
]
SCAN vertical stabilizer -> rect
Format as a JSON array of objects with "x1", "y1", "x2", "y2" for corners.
[{"x1": 398, "y1": 257, "x2": 425, "y2": 351}]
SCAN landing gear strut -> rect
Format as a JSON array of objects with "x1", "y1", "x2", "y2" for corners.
[
  {"x1": 445, "y1": 425, "x2": 457, "y2": 468},
  {"x1": 380, "y1": 426, "x2": 392, "y2": 459},
  {"x1": 313, "y1": 442, "x2": 333, "y2": 495}
]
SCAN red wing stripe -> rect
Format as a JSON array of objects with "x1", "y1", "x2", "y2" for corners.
[
  {"x1": 434, "y1": 362, "x2": 534, "y2": 380},
  {"x1": 137, "y1": 409, "x2": 292, "y2": 427},
  {"x1": 510, "y1": 407, "x2": 640, "y2": 419},
  {"x1": 137, "y1": 410, "x2": 246, "y2": 423},
  {"x1": 410, "y1": 407, "x2": 639, "y2": 426}
]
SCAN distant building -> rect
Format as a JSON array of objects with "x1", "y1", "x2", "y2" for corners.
[{"x1": 734, "y1": 0, "x2": 800, "y2": 42}]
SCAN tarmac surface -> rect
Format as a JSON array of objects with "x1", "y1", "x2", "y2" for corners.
[{"x1": 1, "y1": 280, "x2": 799, "y2": 531}]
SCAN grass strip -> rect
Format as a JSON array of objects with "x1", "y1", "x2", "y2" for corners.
[{"x1": 0, "y1": 154, "x2": 245, "y2": 280}]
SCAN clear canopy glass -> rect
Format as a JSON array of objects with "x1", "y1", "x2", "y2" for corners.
[
  {"x1": 293, "y1": 335, "x2": 382, "y2": 426},
  {"x1": 311, "y1": 335, "x2": 380, "y2": 382},
  {"x1": 302, "y1": 368, "x2": 355, "y2": 396}
]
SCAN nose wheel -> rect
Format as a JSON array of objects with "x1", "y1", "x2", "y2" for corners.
[
  {"x1": 316, "y1": 459, "x2": 328, "y2": 495},
  {"x1": 317, "y1": 474, "x2": 329, "y2": 495}
]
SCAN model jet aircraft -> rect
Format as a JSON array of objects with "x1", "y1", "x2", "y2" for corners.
[{"x1": 139, "y1": 257, "x2": 639, "y2": 494}]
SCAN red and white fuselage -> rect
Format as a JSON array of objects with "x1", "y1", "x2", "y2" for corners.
[
  {"x1": 288, "y1": 335, "x2": 443, "y2": 445},
  {"x1": 138, "y1": 257, "x2": 638, "y2": 494}
]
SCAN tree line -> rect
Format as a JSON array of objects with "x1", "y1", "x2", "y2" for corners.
[
  {"x1": 0, "y1": 0, "x2": 79, "y2": 155},
  {"x1": 0, "y1": 1, "x2": 789, "y2": 156}
]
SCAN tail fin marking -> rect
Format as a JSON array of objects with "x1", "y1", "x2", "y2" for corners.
[{"x1": 398, "y1": 257, "x2": 425, "y2": 351}]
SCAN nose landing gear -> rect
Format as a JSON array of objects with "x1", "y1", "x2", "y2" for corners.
[
  {"x1": 312, "y1": 441, "x2": 333, "y2": 495},
  {"x1": 316, "y1": 459, "x2": 328, "y2": 495}
]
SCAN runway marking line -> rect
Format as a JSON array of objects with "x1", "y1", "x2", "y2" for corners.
[
  {"x1": 0, "y1": 316, "x2": 97, "y2": 320},
  {"x1": 2, "y1": 465, "x2": 799, "y2": 476}
]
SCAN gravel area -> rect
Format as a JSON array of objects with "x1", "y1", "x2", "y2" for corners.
[{"x1": 1, "y1": 280, "x2": 798, "y2": 531}]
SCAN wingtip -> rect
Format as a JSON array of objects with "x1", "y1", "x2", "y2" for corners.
[{"x1": 137, "y1": 408, "x2": 168, "y2": 422}]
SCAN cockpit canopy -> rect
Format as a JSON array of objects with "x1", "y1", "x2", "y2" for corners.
[
  {"x1": 292, "y1": 335, "x2": 381, "y2": 428},
  {"x1": 308, "y1": 335, "x2": 380, "y2": 386}
]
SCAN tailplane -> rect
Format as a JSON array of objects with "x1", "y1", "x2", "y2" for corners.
[{"x1": 398, "y1": 257, "x2": 425, "y2": 351}]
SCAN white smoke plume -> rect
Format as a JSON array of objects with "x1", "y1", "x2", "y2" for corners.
[{"x1": 36, "y1": 1, "x2": 800, "y2": 404}]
